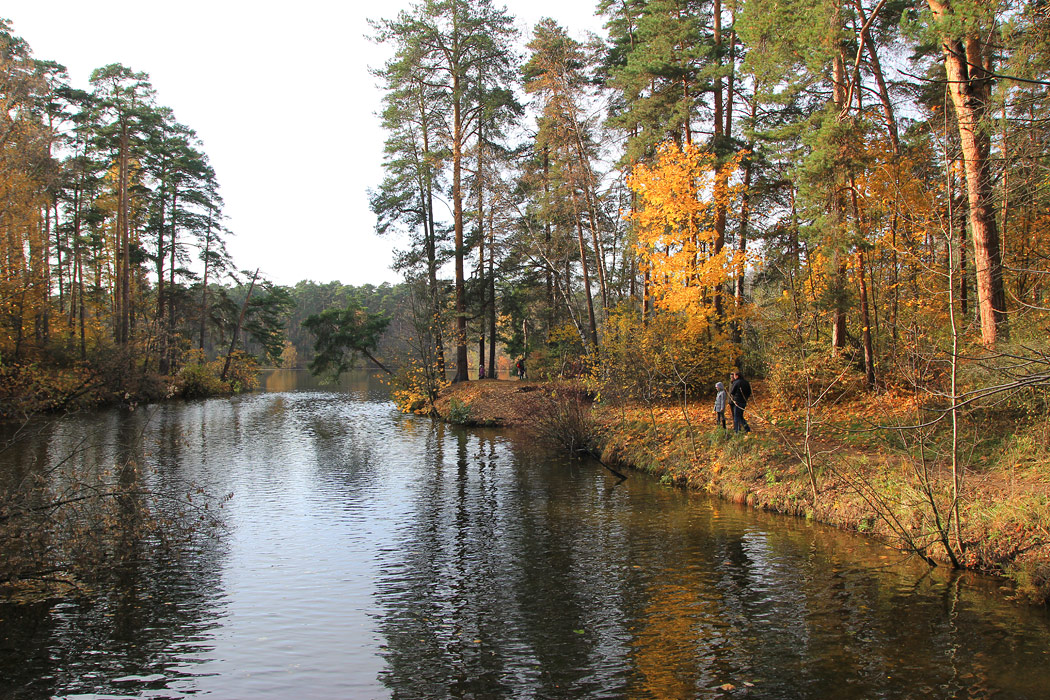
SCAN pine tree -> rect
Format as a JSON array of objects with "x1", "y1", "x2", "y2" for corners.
[
  {"x1": 524, "y1": 19, "x2": 607, "y2": 350},
  {"x1": 603, "y1": 0, "x2": 711, "y2": 161},
  {"x1": 88, "y1": 63, "x2": 156, "y2": 346},
  {"x1": 372, "y1": 0, "x2": 519, "y2": 382},
  {"x1": 370, "y1": 25, "x2": 449, "y2": 379}
]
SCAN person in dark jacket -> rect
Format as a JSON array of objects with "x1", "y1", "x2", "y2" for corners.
[{"x1": 729, "y1": 370, "x2": 752, "y2": 433}]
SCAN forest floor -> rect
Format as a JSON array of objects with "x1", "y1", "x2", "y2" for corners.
[
  {"x1": 436, "y1": 378, "x2": 1050, "y2": 605},
  {"x1": 432, "y1": 378, "x2": 552, "y2": 426}
]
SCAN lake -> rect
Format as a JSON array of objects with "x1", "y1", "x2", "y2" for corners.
[{"x1": 1, "y1": 370, "x2": 1048, "y2": 698}]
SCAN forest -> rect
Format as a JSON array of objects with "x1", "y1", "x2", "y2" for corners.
[
  {"x1": 1, "y1": 1, "x2": 1049, "y2": 592},
  {"x1": 4, "y1": 2, "x2": 1048, "y2": 399},
  {"x1": 365, "y1": 0, "x2": 1049, "y2": 420}
]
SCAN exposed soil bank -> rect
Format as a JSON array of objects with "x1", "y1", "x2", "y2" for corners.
[
  {"x1": 435, "y1": 379, "x2": 1050, "y2": 605},
  {"x1": 433, "y1": 378, "x2": 551, "y2": 427}
]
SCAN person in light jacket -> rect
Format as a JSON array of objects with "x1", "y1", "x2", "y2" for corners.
[{"x1": 713, "y1": 382, "x2": 727, "y2": 430}]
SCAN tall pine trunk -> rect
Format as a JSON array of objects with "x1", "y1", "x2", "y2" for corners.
[
  {"x1": 830, "y1": 32, "x2": 849, "y2": 353},
  {"x1": 711, "y1": 0, "x2": 728, "y2": 320},
  {"x1": 477, "y1": 120, "x2": 486, "y2": 378},
  {"x1": 452, "y1": 76, "x2": 469, "y2": 383},
  {"x1": 928, "y1": 0, "x2": 1007, "y2": 344},
  {"x1": 575, "y1": 217, "x2": 598, "y2": 351},
  {"x1": 421, "y1": 106, "x2": 445, "y2": 379},
  {"x1": 488, "y1": 207, "x2": 496, "y2": 375},
  {"x1": 199, "y1": 212, "x2": 212, "y2": 352}
]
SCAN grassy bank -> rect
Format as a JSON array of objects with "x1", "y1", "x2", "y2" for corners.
[{"x1": 435, "y1": 379, "x2": 1050, "y2": 605}]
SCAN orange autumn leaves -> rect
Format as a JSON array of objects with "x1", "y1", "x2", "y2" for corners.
[{"x1": 627, "y1": 142, "x2": 746, "y2": 327}]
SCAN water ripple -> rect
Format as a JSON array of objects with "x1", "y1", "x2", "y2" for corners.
[{"x1": 2, "y1": 375, "x2": 1049, "y2": 699}]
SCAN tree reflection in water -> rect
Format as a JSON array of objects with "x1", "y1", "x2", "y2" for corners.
[{"x1": 1, "y1": 375, "x2": 1048, "y2": 699}]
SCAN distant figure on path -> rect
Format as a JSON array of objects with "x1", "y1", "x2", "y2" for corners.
[
  {"x1": 713, "y1": 381, "x2": 727, "y2": 430},
  {"x1": 479, "y1": 363, "x2": 486, "y2": 379},
  {"x1": 729, "y1": 370, "x2": 752, "y2": 433},
  {"x1": 516, "y1": 357, "x2": 527, "y2": 380}
]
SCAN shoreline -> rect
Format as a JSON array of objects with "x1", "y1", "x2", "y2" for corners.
[{"x1": 434, "y1": 379, "x2": 1050, "y2": 606}]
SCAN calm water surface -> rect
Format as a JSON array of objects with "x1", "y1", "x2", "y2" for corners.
[{"x1": 1, "y1": 370, "x2": 1049, "y2": 699}]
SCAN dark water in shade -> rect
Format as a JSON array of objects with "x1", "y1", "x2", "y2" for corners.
[{"x1": 1, "y1": 370, "x2": 1049, "y2": 699}]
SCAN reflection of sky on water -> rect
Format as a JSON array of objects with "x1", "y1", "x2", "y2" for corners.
[{"x1": 1, "y1": 371, "x2": 1049, "y2": 699}]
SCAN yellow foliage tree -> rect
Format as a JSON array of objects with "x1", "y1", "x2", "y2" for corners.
[{"x1": 627, "y1": 141, "x2": 745, "y2": 334}]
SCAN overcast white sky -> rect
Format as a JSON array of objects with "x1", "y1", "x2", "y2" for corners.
[{"x1": 8, "y1": 1, "x2": 605, "y2": 287}]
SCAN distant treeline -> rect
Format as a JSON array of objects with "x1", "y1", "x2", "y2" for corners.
[{"x1": 249, "y1": 281, "x2": 409, "y2": 369}]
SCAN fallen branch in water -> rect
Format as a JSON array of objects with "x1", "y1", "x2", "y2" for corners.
[{"x1": 576, "y1": 448, "x2": 628, "y2": 482}]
